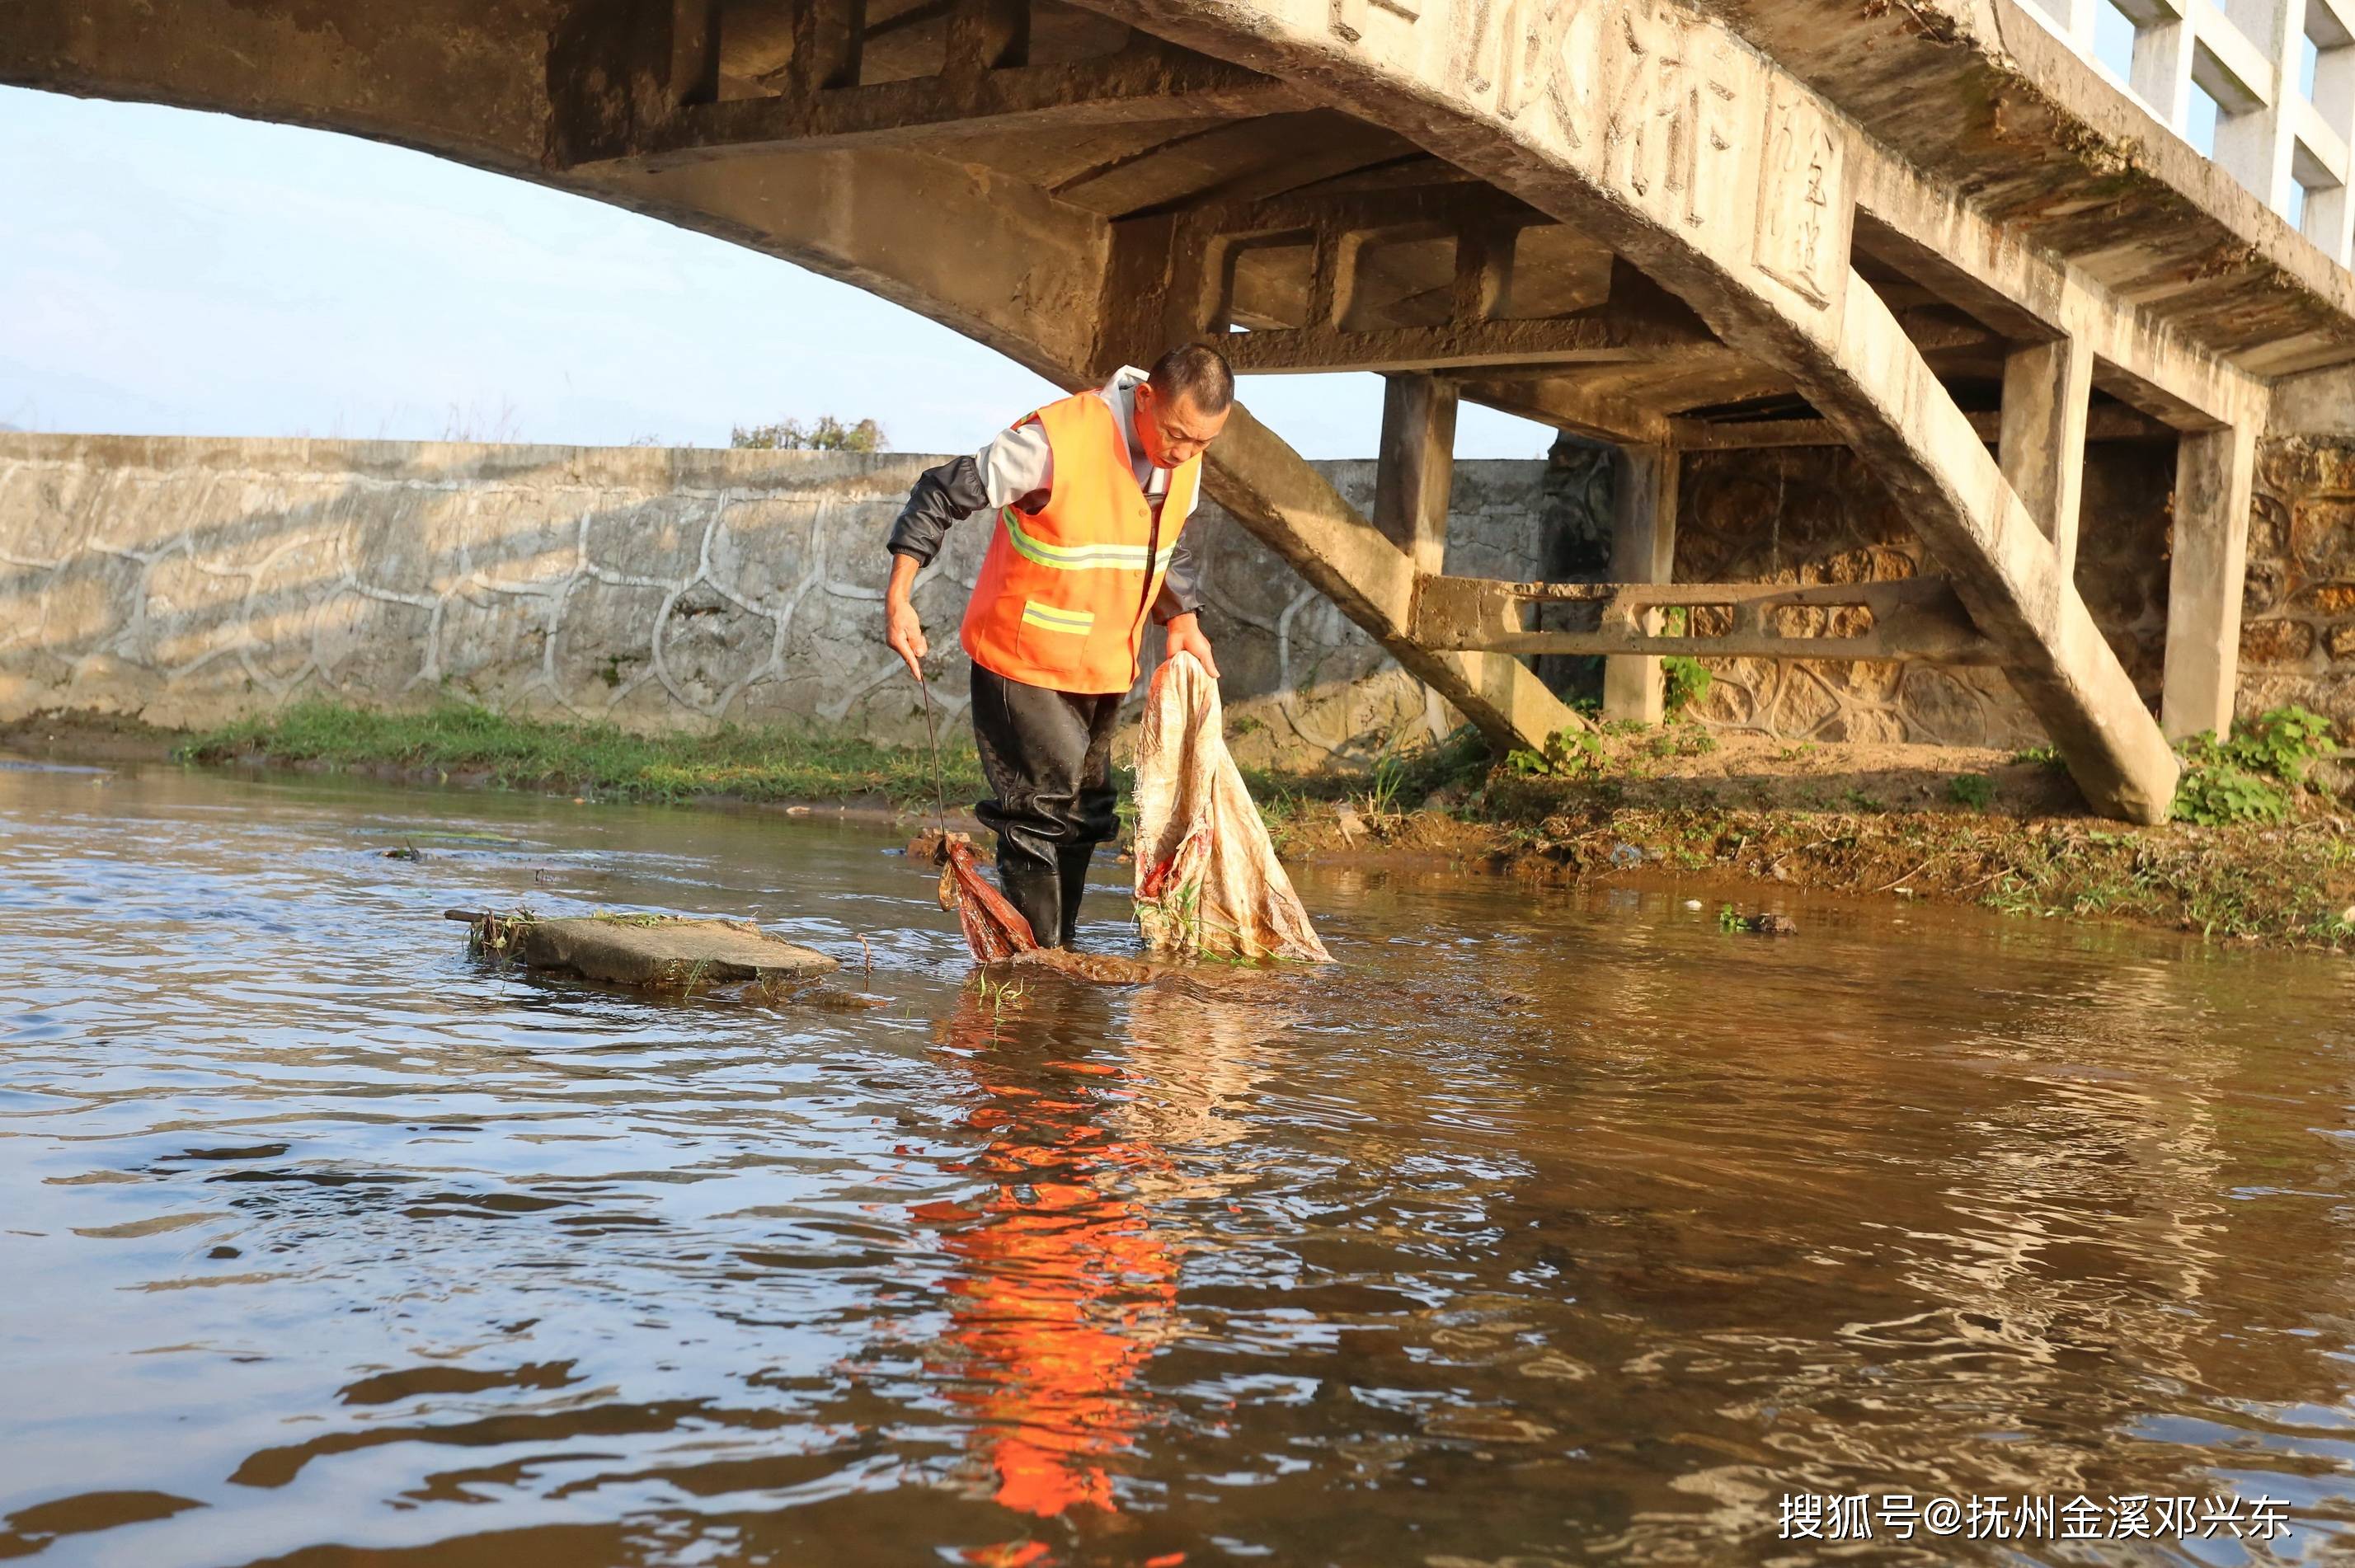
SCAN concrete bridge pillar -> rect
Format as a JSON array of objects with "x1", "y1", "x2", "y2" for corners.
[
  {"x1": 1601, "y1": 446, "x2": 1680, "y2": 726},
  {"x1": 2162, "y1": 423, "x2": 2260, "y2": 740},
  {"x1": 1372, "y1": 373, "x2": 1455, "y2": 579}
]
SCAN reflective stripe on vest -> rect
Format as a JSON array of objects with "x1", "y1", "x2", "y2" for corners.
[
  {"x1": 1019, "y1": 599, "x2": 1095, "y2": 635},
  {"x1": 1001, "y1": 509, "x2": 1178, "y2": 574}
]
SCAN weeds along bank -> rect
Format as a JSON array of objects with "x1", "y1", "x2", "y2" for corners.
[
  {"x1": 136, "y1": 695, "x2": 2355, "y2": 951},
  {"x1": 1353, "y1": 707, "x2": 2354, "y2": 950}
]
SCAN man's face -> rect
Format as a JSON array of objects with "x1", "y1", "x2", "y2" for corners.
[{"x1": 1134, "y1": 381, "x2": 1229, "y2": 469}]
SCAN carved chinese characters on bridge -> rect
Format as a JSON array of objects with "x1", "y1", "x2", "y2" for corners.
[
  {"x1": 1333, "y1": 0, "x2": 1848, "y2": 316},
  {"x1": 1753, "y1": 76, "x2": 1845, "y2": 307}
]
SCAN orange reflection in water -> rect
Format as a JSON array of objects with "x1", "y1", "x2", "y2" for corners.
[{"x1": 920, "y1": 983, "x2": 1182, "y2": 1521}]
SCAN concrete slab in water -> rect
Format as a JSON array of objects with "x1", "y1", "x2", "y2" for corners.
[{"x1": 485, "y1": 914, "x2": 837, "y2": 989}]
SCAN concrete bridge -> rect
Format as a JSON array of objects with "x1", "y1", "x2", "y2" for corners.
[{"x1": 16, "y1": 0, "x2": 2355, "y2": 819}]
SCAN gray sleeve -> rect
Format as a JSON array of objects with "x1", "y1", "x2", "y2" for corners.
[
  {"x1": 1154, "y1": 524, "x2": 1204, "y2": 623},
  {"x1": 1154, "y1": 468, "x2": 1207, "y2": 620}
]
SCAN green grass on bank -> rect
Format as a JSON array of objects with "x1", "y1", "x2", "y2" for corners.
[
  {"x1": 1237, "y1": 710, "x2": 2355, "y2": 948},
  {"x1": 182, "y1": 698, "x2": 986, "y2": 808},
  {"x1": 176, "y1": 697, "x2": 2355, "y2": 948}
]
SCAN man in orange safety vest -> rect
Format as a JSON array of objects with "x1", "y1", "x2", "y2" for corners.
[{"x1": 882, "y1": 343, "x2": 1234, "y2": 950}]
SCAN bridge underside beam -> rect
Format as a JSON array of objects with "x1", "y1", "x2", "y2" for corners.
[
  {"x1": 1413, "y1": 575, "x2": 1999, "y2": 664},
  {"x1": 1215, "y1": 315, "x2": 1727, "y2": 374},
  {"x1": 563, "y1": 35, "x2": 1304, "y2": 168},
  {"x1": 1673, "y1": 405, "x2": 2170, "y2": 449},
  {"x1": 1206, "y1": 407, "x2": 1587, "y2": 751},
  {"x1": 1464, "y1": 378, "x2": 1675, "y2": 447}
]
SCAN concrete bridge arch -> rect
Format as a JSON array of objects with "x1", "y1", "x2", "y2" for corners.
[{"x1": 15, "y1": 0, "x2": 2353, "y2": 819}]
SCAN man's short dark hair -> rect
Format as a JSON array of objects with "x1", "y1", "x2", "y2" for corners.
[{"x1": 1147, "y1": 342, "x2": 1235, "y2": 415}]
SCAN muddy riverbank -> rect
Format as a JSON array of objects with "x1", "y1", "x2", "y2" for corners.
[{"x1": 7, "y1": 703, "x2": 2352, "y2": 951}]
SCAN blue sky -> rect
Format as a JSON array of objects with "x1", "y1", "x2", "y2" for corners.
[{"x1": 0, "y1": 85, "x2": 1554, "y2": 459}]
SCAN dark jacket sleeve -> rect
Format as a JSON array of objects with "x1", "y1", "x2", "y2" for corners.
[
  {"x1": 886, "y1": 455, "x2": 990, "y2": 566},
  {"x1": 1153, "y1": 522, "x2": 1205, "y2": 623}
]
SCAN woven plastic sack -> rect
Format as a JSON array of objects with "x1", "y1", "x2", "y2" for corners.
[{"x1": 1131, "y1": 652, "x2": 1332, "y2": 963}]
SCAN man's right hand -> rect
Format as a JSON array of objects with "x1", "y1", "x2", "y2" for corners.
[{"x1": 884, "y1": 555, "x2": 929, "y2": 681}]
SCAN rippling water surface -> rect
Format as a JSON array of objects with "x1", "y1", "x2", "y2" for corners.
[{"x1": 5, "y1": 762, "x2": 2355, "y2": 1566}]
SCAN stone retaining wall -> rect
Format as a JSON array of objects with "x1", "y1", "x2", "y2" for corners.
[
  {"x1": 0, "y1": 434, "x2": 1541, "y2": 768},
  {"x1": 2239, "y1": 439, "x2": 2355, "y2": 734},
  {"x1": 7, "y1": 431, "x2": 2350, "y2": 768},
  {"x1": 1665, "y1": 437, "x2": 2355, "y2": 745}
]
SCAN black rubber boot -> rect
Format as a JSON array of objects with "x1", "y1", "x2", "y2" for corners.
[
  {"x1": 1055, "y1": 847, "x2": 1092, "y2": 950},
  {"x1": 998, "y1": 865, "x2": 1063, "y2": 950}
]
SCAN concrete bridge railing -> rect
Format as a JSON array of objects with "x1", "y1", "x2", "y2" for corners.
[{"x1": 2024, "y1": 0, "x2": 2355, "y2": 264}]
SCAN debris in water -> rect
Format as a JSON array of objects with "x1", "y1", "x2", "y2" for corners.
[
  {"x1": 1610, "y1": 843, "x2": 1643, "y2": 869},
  {"x1": 1716, "y1": 904, "x2": 1797, "y2": 935},
  {"x1": 907, "y1": 828, "x2": 981, "y2": 864},
  {"x1": 929, "y1": 845, "x2": 1204, "y2": 987},
  {"x1": 1014, "y1": 946, "x2": 1165, "y2": 986},
  {"x1": 744, "y1": 974, "x2": 891, "y2": 1012},
  {"x1": 383, "y1": 842, "x2": 424, "y2": 861},
  {"x1": 1682, "y1": 899, "x2": 1703, "y2": 910},
  {"x1": 444, "y1": 908, "x2": 835, "y2": 990}
]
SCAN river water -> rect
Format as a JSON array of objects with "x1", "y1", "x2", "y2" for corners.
[{"x1": 4, "y1": 762, "x2": 2355, "y2": 1566}]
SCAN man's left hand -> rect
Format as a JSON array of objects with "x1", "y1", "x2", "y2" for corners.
[{"x1": 1163, "y1": 612, "x2": 1220, "y2": 678}]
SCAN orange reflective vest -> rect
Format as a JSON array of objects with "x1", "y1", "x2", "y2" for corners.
[{"x1": 961, "y1": 390, "x2": 1201, "y2": 695}]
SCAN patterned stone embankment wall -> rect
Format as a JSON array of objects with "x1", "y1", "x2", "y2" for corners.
[
  {"x1": 9, "y1": 432, "x2": 2349, "y2": 766},
  {"x1": 0, "y1": 434, "x2": 1545, "y2": 769},
  {"x1": 1667, "y1": 438, "x2": 2355, "y2": 746},
  {"x1": 1665, "y1": 442, "x2": 2166, "y2": 748},
  {"x1": 2237, "y1": 440, "x2": 2355, "y2": 733}
]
